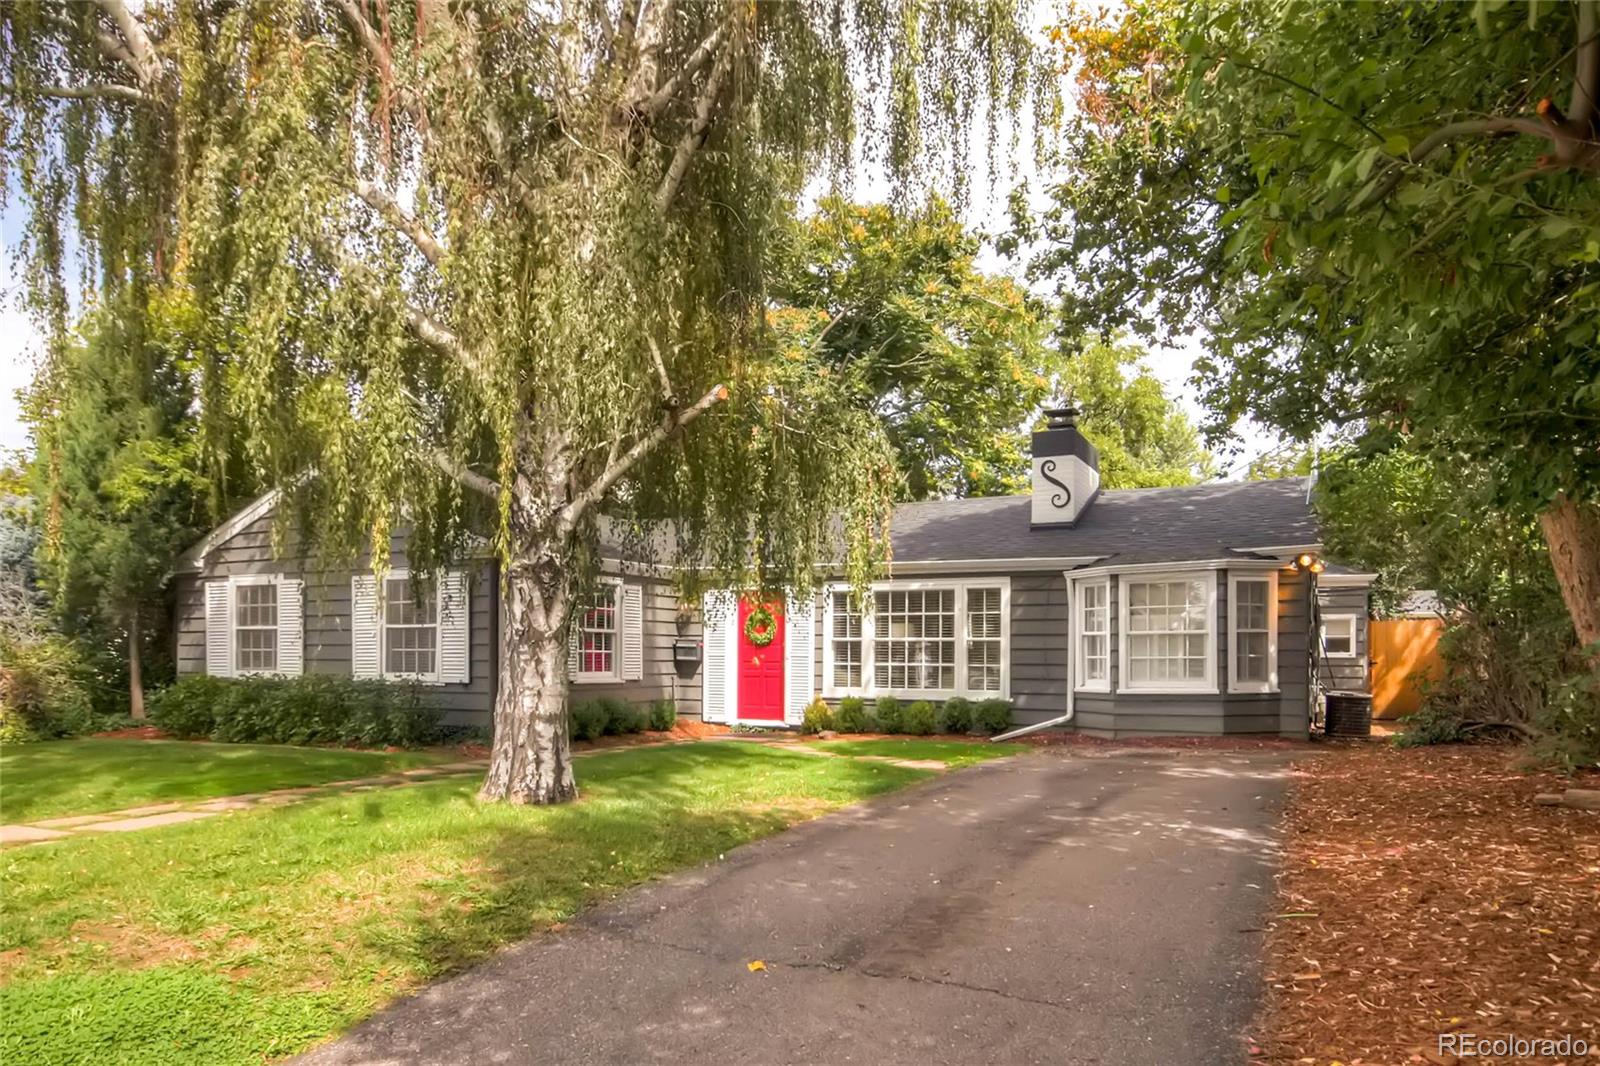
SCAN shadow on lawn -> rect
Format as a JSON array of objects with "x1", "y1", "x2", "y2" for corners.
[{"x1": 381, "y1": 743, "x2": 913, "y2": 979}]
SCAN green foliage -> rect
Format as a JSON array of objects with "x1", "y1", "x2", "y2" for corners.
[
  {"x1": 1034, "y1": 0, "x2": 1599, "y2": 520},
  {"x1": 1054, "y1": 336, "x2": 1216, "y2": 488},
  {"x1": 1533, "y1": 676, "x2": 1600, "y2": 772},
  {"x1": 937, "y1": 697, "x2": 974, "y2": 735},
  {"x1": 833, "y1": 696, "x2": 870, "y2": 734},
  {"x1": 0, "y1": 635, "x2": 95, "y2": 740},
  {"x1": 0, "y1": 706, "x2": 39, "y2": 746},
  {"x1": 1392, "y1": 704, "x2": 1468, "y2": 749},
  {"x1": 973, "y1": 699, "x2": 1014, "y2": 736},
  {"x1": 568, "y1": 700, "x2": 609, "y2": 743},
  {"x1": 901, "y1": 700, "x2": 937, "y2": 736},
  {"x1": 800, "y1": 697, "x2": 835, "y2": 735},
  {"x1": 871, "y1": 696, "x2": 903, "y2": 734},
  {"x1": 648, "y1": 699, "x2": 678, "y2": 732},
  {"x1": 147, "y1": 675, "x2": 441, "y2": 748},
  {"x1": 597, "y1": 698, "x2": 641, "y2": 736},
  {"x1": 771, "y1": 198, "x2": 1061, "y2": 499}
]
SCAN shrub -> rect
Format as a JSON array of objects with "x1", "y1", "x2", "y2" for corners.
[
  {"x1": 648, "y1": 698, "x2": 677, "y2": 731},
  {"x1": 902, "y1": 700, "x2": 937, "y2": 735},
  {"x1": 0, "y1": 636, "x2": 96, "y2": 740},
  {"x1": 938, "y1": 697, "x2": 973, "y2": 735},
  {"x1": 0, "y1": 704, "x2": 37, "y2": 745},
  {"x1": 148, "y1": 674, "x2": 441, "y2": 747},
  {"x1": 800, "y1": 697, "x2": 834, "y2": 735},
  {"x1": 569, "y1": 699, "x2": 608, "y2": 742},
  {"x1": 872, "y1": 695, "x2": 902, "y2": 734},
  {"x1": 600, "y1": 697, "x2": 647, "y2": 735},
  {"x1": 973, "y1": 698, "x2": 1013, "y2": 735},
  {"x1": 833, "y1": 696, "x2": 870, "y2": 734}
]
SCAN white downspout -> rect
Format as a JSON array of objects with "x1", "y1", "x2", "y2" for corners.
[{"x1": 992, "y1": 573, "x2": 1075, "y2": 741}]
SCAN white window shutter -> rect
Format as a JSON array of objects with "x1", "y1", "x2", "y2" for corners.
[
  {"x1": 205, "y1": 581, "x2": 233, "y2": 678},
  {"x1": 784, "y1": 593, "x2": 815, "y2": 725},
  {"x1": 351, "y1": 575, "x2": 382, "y2": 679},
  {"x1": 439, "y1": 569, "x2": 471, "y2": 684},
  {"x1": 701, "y1": 591, "x2": 731, "y2": 723},
  {"x1": 621, "y1": 584, "x2": 644, "y2": 681},
  {"x1": 277, "y1": 579, "x2": 305, "y2": 675}
]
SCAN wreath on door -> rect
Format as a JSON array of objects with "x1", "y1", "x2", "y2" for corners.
[{"x1": 743, "y1": 604, "x2": 777, "y2": 647}]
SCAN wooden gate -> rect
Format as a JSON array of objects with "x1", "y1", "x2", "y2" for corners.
[{"x1": 1368, "y1": 618, "x2": 1446, "y2": 719}]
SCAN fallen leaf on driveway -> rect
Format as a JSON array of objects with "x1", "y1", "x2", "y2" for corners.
[{"x1": 746, "y1": 960, "x2": 766, "y2": 972}]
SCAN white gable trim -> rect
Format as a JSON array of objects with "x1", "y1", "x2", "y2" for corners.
[{"x1": 176, "y1": 489, "x2": 282, "y2": 573}]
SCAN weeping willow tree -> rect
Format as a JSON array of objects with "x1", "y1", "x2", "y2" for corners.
[{"x1": 2, "y1": 0, "x2": 1046, "y2": 802}]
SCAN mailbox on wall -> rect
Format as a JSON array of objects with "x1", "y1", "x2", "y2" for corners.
[{"x1": 672, "y1": 639, "x2": 702, "y2": 668}]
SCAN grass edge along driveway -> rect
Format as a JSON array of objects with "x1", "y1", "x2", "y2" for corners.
[
  {"x1": 1, "y1": 738, "x2": 456, "y2": 823},
  {"x1": 0, "y1": 740, "x2": 991, "y2": 1065}
]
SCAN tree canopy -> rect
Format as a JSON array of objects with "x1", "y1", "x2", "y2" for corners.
[
  {"x1": 770, "y1": 196, "x2": 1057, "y2": 500},
  {"x1": 1028, "y1": 0, "x2": 1600, "y2": 651},
  {"x1": 2, "y1": 0, "x2": 1049, "y2": 801}
]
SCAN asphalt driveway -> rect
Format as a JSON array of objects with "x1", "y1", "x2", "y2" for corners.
[{"x1": 297, "y1": 747, "x2": 1296, "y2": 1065}]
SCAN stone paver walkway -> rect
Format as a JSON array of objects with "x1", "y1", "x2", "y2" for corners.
[{"x1": 0, "y1": 737, "x2": 966, "y2": 848}]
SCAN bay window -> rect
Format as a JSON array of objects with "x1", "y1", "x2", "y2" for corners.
[
  {"x1": 1228, "y1": 572, "x2": 1278, "y2": 693},
  {"x1": 823, "y1": 579, "x2": 1009, "y2": 698},
  {"x1": 1120, "y1": 572, "x2": 1216, "y2": 692},
  {"x1": 1076, "y1": 579, "x2": 1109, "y2": 690}
]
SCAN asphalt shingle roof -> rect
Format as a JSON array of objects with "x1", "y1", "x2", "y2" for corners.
[{"x1": 889, "y1": 478, "x2": 1319, "y2": 567}]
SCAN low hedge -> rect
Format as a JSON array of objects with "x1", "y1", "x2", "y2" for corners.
[
  {"x1": 902, "y1": 700, "x2": 937, "y2": 736},
  {"x1": 648, "y1": 699, "x2": 678, "y2": 731},
  {"x1": 568, "y1": 697, "x2": 656, "y2": 741},
  {"x1": 800, "y1": 698, "x2": 834, "y2": 734},
  {"x1": 834, "y1": 697, "x2": 870, "y2": 733},
  {"x1": 973, "y1": 698, "x2": 1014, "y2": 735},
  {"x1": 872, "y1": 695, "x2": 903, "y2": 734},
  {"x1": 937, "y1": 697, "x2": 973, "y2": 734},
  {"x1": 148, "y1": 674, "x2": 442, "y2": 748}
]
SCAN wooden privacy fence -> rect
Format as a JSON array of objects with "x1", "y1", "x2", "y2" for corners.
[{"x1": 1368, "y1": 618, "x2": 1446, "y2": 719}]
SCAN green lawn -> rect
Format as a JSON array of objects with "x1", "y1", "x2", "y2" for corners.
[
  {"x1": 0, "y1": 739, "x2": 455, "y2": 823},
  {"x1": 809, "y1": 737, "x2": 1025, "y2": 767},
  {"x1": 0, "y1": 742, "x2": 935, "y2": 1065}
]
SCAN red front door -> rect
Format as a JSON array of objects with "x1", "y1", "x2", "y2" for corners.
[{"x1": 737, "y1": 599, "x2": 786, "y2": 723}]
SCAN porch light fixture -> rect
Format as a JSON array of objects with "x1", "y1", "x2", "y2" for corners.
[{"x1": 1289, "y1": 552, "x2": 1325, "y2": 574}]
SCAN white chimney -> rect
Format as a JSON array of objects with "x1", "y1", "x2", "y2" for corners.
[{"x1": 1031, "y1": 407, "x2": 1100, "y2": 528}]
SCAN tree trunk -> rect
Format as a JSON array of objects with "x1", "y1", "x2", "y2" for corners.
[
  {"x1": 128, "y1": 607, "x2": 146, "y2": 720},
  {"x1": 1539, "y1": 493, "x2": 1600, "y2": 666},
  {"x1": 479, "y1": 560, "x2": 578, "y2": 804}
]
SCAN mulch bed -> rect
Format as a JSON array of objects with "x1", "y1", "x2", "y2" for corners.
[
  {"x1": 1256, "y1": 743, "x2": 1600, "y2": 1064},
  {"x1": 1023, "y1": 731, "x2": 1310, "y2": 752},
  {"x1": 91, "y1": 725, "x2": 169, "y2": 740}
]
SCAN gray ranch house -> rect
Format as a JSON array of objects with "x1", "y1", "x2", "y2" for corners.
[{"x1": 173, "y1": 411, "x2": 1372, "y2": 738}]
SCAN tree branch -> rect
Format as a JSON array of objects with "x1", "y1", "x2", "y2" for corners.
[
  {"x1": 334, "y1": 0, "x2": 436, "y2": 153},
  {"x1": 431, "y1": 450, "x2": 502, "y2": 499},
  {"x1": 42, "y1": 11, "x2": 139, "y2": 73},
  {"x1": 89, "y1": 0, "x2": 161, "y2": 89},
  {"x1": 561, "y1": 382, "x2": 729, "y2": 528},
  {"x1": 654, "y1": 42, "x2": 732, "y2": 214},
  {"x1": 354, "y1": 180, "x2": 446, "y2": 266},
  {"x1": 1349, "y1": 116, "x2": 1557, "y2": 211},
  {"x1": 645, "y1": 336, "x2": 676, "y2": 404},
  {"x1": 1572, "y1": 0, "x2": 1599, "y2": 125},
  {"x1": 644, "y1": 19, "x2": 727, "y2": 119},
  {"x1": 1, "y1": 82, "x2": 149, "y2": 105}
]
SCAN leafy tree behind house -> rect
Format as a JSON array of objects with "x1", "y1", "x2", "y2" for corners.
[
  {"x1": 2, "y1": 1, "x2": 1047, "y2": 803},
  {"x1": 1031, "y1": 0, "x2": 1600, "y2": 658},
  {"x1": 770, "y1": 197, "x2": 1059, "y2": 500},
  {"x1": 1055, "y1": 336, "x2": 1216, "y2": 488},
  {"x1": 28, "y1": 292, "x2": 211, "y2": 718}
]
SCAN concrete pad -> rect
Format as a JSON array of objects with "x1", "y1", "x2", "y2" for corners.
[
  {"x1": 31, "y1": 814, "x2": 116, "y2": 829},
  {"x1": 81, "y1": 810, "x2": 219, "y2": 833},
  {"x1": 0, "y1": 824, "x2": 71, "y2": 845},
  {"x1": 101, "y1": 802, "x2": 184, "y2": 817},
  {"x1": 192, "y1": 797, "x2": 262, "y2": 812}
]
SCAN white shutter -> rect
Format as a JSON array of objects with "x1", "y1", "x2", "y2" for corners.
[
  {"x1": 701, "y1": 590, "x2": 734, "y2": 723},
  {"x1": 351, "y1": 574, "x2": 382, "y2": 679},
  {"x1": 439, "y1": 569, "x2": 471, "y2": 684},
  {"x1": 277, "y1": 579, "x2": 305, "y2": 675},
  {"x1": 784, "y1": 593, "x2": 816, "y2": 725},
  {"x1": 205, "y1": 581, "x2": 233, "y2": 678},
  {"x1": 621, "y1": 584, "x2": 644, "y2": 681}
]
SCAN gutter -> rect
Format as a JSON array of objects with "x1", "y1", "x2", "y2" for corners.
[{"x1": 992, "y1": 710, "x2": 1073, "y2": 742}]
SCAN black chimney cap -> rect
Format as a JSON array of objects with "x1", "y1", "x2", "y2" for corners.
[{"x1": 1043, "y1": 407, "x2": 1079, "y2": 430}]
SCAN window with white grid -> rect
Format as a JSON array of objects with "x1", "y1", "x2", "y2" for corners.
[
  {"x1": 965, "y1": 587, "x2": 1004, "y2": 693},
  {"x1": 830, "y1": 590, "x2": 863, "y2": 690},
  {"x1": 384, "y1": 576, "x2": 439, "y2": 679},
  {"x1": 1123, "y1": 575, "x2": 1213, "y2": 690},
  {"x1": 578, "y1": 584, "x2": 618, "y2": 679},
  {"x1": 234, "y1": 582, "x2": 278, "y2": 674},
  {"x1": 1232, "y1": 578, "x2": 1272, "y2": 687},
  {"x1": 1077, "y1": 580, "x2": 1109, "y2": 689},
  {"x1": 873, "y1": 588, "x2": 957, "y2": 692}
]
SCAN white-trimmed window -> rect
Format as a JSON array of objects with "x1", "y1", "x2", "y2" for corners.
[
  {"x1": 1228, "y1": 572, "x2": 1278, "y2": 693},
  {"x1": 1076, "y1": 579, "x2": 1110, "y2": 691},
  {"x1": 1321, "y1": 614, "x2": 1358, "y2": 658},
  {"x1": 822, "y1": 579, "x2": 1010, "y2": 698},
  {"x1": 383, "y1": 576, "x2": 439, "y2": 680},
  {"x1": 828, "y1": 590, "x2": 864, "y2": 690},
  {"x1": 234, "y1": 580, "x2": 279, "y2": 674},
  {"x1": 575, "y1": 580, "x2": 620, "y2": 682},
  {"x1": 1120, "y1": 572, "x2": 1216, "y2": 692}
]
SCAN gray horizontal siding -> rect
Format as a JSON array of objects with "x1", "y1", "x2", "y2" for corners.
[{"x1": 1316, "y1": 584, "x2": 1370, "y2": 694}]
